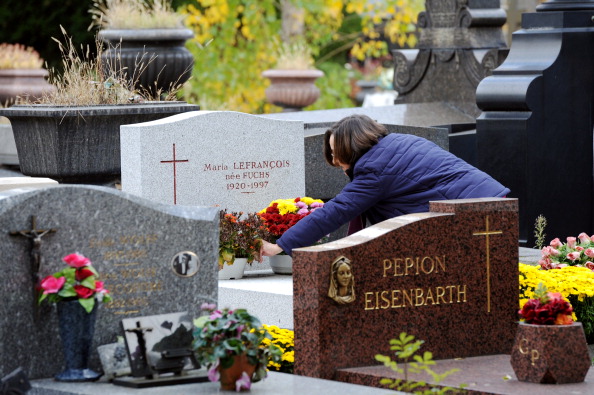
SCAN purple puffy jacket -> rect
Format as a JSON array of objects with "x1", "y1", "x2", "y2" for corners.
[{"x1": 277, "y1": 133, "x2": 510, "y2": 255}]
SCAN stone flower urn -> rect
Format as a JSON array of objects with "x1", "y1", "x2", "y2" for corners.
[
  {"x1": 0, "y1": 101, "x2": 199, "y2": 184},
  {"x1": 510, "y1": 322, "x2": 591, "y2": 384},
  {"x1": 0, "y1": 69, "x2": 55, "y2": 106},
  {"x1": 261, "y1": 69, "x2": 324, "y2": 112},
  {"x1": 98, "y1": 28, "x2": 195, "y2": 97}
]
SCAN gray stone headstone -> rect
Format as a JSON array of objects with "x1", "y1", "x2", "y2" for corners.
[
  {"x1": 0, "y1": 185, "x2": 218, "y2": 379},
  {"x1": 121, "y1": 111, "x2": 305, "y2": 213}
]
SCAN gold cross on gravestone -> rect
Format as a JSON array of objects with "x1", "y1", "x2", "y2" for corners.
[
  {"x1": 472, "y1": 215, "x2": 502, "y2": 313},
  {"x1": 9, "y1": 216, "x2": 57, "y2": 319}
]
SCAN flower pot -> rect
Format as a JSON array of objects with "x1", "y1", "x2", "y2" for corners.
[
  {"x1": 0, "y1": 102, "x2": 199, "y2": 184},
  {"x1": 510, "y1": 322, "x2": 591, "y2": 384},
  {"x1": 269, "y1": 254, "x2": 293, "y2": 275},
  {"x1": 261, "y1": 69, "x2": 324, "y2": 112},
  {"x1": 219, "y1": 257, "x2": 247, "y2": 280},
  {"x1": 55, "y1": 300, "x2": 101, "y2": 382},
  {"x1": 219, "y1": 354, "x2": 256, "y2": 391},
  {"x1": 99, "y1": 29, "x2": 195, "y2": 97},
  {"x1": 0, "y1": 69, "x2": 56, "y2": 107}
]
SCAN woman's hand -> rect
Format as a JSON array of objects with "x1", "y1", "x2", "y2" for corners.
[{"x1": 260, "y1": 240, "x2": 283, "y2": 258}]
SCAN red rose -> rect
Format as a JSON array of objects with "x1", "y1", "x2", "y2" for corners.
[
  {"x1": 74, "y1": 285, "x2": 95, "y2": 299},
  {"x1": 75, "y1": 268, "x2": 94, "y2": 281}
]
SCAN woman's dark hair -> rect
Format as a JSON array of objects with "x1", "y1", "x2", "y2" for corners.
[{"x1": 323, "y1": 114, "x2": 388, "y2": 169}]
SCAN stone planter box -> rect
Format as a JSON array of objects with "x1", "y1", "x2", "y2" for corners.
[
  {"x1": 510, "y1": 321, "x2": 591, "y2": 384},
  {"x1": 0, "y1": 102, "x2": 199, "y2": 184}
]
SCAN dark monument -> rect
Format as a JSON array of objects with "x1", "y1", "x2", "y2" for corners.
[
  {"x1": 476, "y1": 0, "x2": 594, "y2": 245},
  {"x1": 393, "y1": 0, "x2": 508, "y2": 118}
]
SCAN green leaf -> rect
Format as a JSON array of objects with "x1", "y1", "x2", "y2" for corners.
[
  {"x1": 79, "y1": 297, "x2": 95, "y2": 314},
  {"x1": 194, "y1": 316, "x2": 208, "y2": 328},
  {"x1": 80, "y1": 276, "x2": 96, "y2": 289}
]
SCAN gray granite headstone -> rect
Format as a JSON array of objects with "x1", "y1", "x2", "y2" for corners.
[
  {"x1": 0, "y1": 185, "x2": 218, "y2": 379},
  {"x1": 121, "y1": 111, "x2": 305, "y2": 213}
]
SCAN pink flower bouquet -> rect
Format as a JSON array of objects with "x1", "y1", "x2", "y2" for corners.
[
  {"x1": 539, "y1": 232, "x2": 594, "y2": 271},
  {"x1": 38, "y1": 253, "x2": 112, "y2": 313}
]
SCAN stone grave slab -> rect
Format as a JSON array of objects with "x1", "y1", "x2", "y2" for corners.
[
  {"x1": 292, "y1": 198, "x2": 519, "y2": 380},
  {"x1": 0, "y1": 185, "x2": 218, "y2": 379},
  {"x1": 121, "y1": 111, "x2": 305, "y2": 213},
  {"x1": 261, "y1": 103, "x2": 475, "y2": 128},
  {"x1": 0, "y1": 176, "x2": 57, "y2": 192}
]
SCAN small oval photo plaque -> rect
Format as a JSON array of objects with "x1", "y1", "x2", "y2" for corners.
[{"x1": 171, "y1": 251, "x2": 200, "y2": 277}]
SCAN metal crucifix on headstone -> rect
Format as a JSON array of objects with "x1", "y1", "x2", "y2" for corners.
[{"x1": 9, "y1": 216, "x2": 57, "y2": 319}]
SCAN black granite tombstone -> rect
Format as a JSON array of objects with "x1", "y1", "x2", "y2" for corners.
[
  {"x1": 392, "y1": 0, "x2": 509, "y2": 118},
  {"x1": 476, "y1": 0, "x2": 594, "y2": 245}
]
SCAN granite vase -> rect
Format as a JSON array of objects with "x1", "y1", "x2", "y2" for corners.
[
  {"x1": 218, "y1": 257, "x2": 247, "y2": 280},
  {"x1": 269, "y1": 254, "x2": 293, "y2": 275},
  {"x1": 219, "y1": 354, "x2": 256, "y2": 391},
  {"x1": 55, "y1": 300, "x2": 101, "y2": 382},
  {"x1": 261, "y1": 69, "x2": 324, "y2": 112},
  {"x1": 0, "y1": 69, "x2": 55, "y2": 107},
  {"x1": 98, "y1": 29, "x2": 194, "y2": 98},
  {"x1": 0, "y1": 102, "x2": 199, "y2": 184},
  {"x1": 510, "y1": 321, "x2": 591, "y2": 384}
]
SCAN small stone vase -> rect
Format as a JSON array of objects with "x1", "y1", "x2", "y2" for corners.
[
  {"x1": 219, "y1": 354, "x2": 256, "y2": 391},
  {"x1": 269, "y1": 254, "x2": 293, "y2": 275},
  {"x1": 218, "y1": 257, "x2": 247, "y2": 280},
  {"x1": 55, "y1": 300, "x2": 101, "y2": 382},
  {"x1": 510, "y1": 322, "x2": 591, "y2": 384}
]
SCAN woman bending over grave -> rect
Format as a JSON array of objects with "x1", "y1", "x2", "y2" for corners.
[{"x1": 259, "y1": 114, "x2": 510, "y2": 258}]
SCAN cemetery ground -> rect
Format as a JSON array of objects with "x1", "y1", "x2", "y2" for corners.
[{"x1": 1, "y1": 161, "x2": 594, "y2": 395}]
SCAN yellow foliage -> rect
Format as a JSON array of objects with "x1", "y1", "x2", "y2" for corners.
[{"x1": 182, "y1": 0, "x2": 424, "y2": 113}]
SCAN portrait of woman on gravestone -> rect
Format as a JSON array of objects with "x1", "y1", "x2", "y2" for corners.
[
  {"x1": 328, "y1": 256, "x2": 355, "y2": 304},
  {"x1": 259, "y1": 114, "x2": 510, "y2": 258}
]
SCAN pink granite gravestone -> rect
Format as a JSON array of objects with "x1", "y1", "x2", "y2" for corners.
[{"x1": 292, "y1": 198, "x2": 518, "y2": 380}]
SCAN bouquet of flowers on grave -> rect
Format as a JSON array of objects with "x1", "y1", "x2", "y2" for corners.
[
  {"x1": 539, "y1": 232, "x2": 594, "y2": 271},
  {"x1": 193, "y1": 304, "x2": 282, "y2": 391},
  {"x1": 258, "y1": 197, "x2": 325, "y2": 245},
  {"x1": 37, "y1": 253, "x2": 112, "y2": 313},
  {"x1": 518, "y1": 283, "x2": 574, "y2": 325},
  {"x1": 219, "y1": 210, "x2": 268, "y2": 268}
]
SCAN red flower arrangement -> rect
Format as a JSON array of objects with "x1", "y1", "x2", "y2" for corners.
[
  {"x1": 38, "y1": 253, "x2": 112, "y2": 313},
  {"x1": 258, "y1": 197, "x2": 324, "y2": 241},
  {"x1": 519, "y1": 283, "x2": 573, "y2": 325}
]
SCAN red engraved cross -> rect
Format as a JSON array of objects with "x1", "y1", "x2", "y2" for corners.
[{"x1": 160, "y1": 143, "x2": 189, "y2": 205}]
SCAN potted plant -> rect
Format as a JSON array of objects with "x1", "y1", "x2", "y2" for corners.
[
  {"x1": 0, "y1": 43, "x2": 56, "y2": 107},
  {"x1": 510, "y1": 283, "x2": 591, "y2": 384},
  {"x1": 38, "y1": 253, "x2": 112, "y2": 382},
  {"x1": 193, "y1": 303, "x2": 282, "y2": 391},
  {"x1": 261, "y1": 40, "x2": 324, "y2": 112},
  {"x1": 218, "y1": 210, "x2": 266, "y2": 280},
  {"x1": 0, "y1": 28, "x2": 199, "y2": 184},
  {"x1": 91, "y1": 0, "x2": 194, "y2": 97},
  {"x1": 258, "y1": 196, "x2": 325, "y2": 274}
]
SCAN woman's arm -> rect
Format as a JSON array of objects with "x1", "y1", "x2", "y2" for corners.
[{"x1": 276, "y1": 170, "x2": 383, "y2": 255}]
